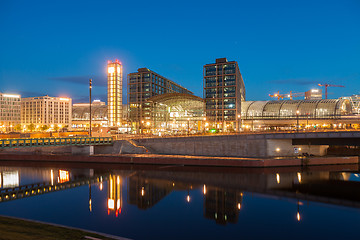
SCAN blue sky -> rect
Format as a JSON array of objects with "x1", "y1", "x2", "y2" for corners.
[{"x1": 0, "y1": 0, "x2": 359, "y2": 103}]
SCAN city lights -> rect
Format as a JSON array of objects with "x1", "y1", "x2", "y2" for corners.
[
  {"x1": 297, "y1": 172, "x2": 302, "y2": 183},
  {"x1": 3, "y1": 94, "x2": 20, "y2": 98}
]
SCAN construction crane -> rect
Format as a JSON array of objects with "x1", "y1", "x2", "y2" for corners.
[
  {"x1": 288, "y1": 91, "x2": 304, "y2": 100},
  {"x1": 269, "y1": 91, "x2": 304, "y2": 100},
  {"x1": 269, "y1": 91, "x2": 285, "y2": 100},
  {"x1": 318, "y1": 83, "x2": 345, "y2": 99}
]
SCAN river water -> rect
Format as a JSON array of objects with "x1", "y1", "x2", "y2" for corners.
[{"x1": 0, "y1": 161, "x2": 359, "y2": 240}]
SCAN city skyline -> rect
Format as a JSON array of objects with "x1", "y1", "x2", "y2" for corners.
[{"x1": 0, "y1": 0, "x2": 359, "y2": 103}]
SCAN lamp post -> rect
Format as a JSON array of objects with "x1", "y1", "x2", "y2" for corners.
[
  {"x1": 89, "y1": 78, "x2": 92, "y2": 137},
  {"x1": 187, "y1": 118, "x2": 190, "y2": 136},
  {"x1": 296, "y1": 110, "x2": 300, "y2": 133},
  {"x1": 306, "y1": 113, "x2": 309, "y2": 131},
  {"x1": 237, "y1": 114, "x2": 241, "y2": 133}
]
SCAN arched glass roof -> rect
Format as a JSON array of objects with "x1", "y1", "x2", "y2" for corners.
[
  {"x1": 241, "y1": 99, "x2": 352, "y2": 119},
  {"x1": 245, "y1": 101, "x2": 268, "y2": 118}
]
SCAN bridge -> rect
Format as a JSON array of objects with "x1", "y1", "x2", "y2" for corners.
[
  {"x1": 0, "y1": 137, "x2": 113, "y2": 149},
  {"x1": 134, "y1": 130, "x2": 360, "y2": 157}
]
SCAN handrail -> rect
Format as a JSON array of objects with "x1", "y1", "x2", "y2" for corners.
[{"x1": 0, "y1": 137, "x2": 113, "y2": 149}]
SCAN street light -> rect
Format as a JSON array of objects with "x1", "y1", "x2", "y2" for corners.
[
  {"x1": 89, "y1": 78, "x2": 92, "y2": 137},
  {"x1": 296, "y1": 110, "x2": 300, "y2": 133},
  {"x1": 187, "y1": 118, "x2": 190, "y2": 136}
]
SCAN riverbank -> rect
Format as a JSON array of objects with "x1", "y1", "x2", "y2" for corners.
[
  {"x1": 0, "y1": 153, "x2": 357, "y2": 167},
  {"x1": 0, "y1": 215, "x2": 129, "y2": 240}
]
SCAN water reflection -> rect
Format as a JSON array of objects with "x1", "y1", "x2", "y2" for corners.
[{"x1": 0, "y1": 164, "x2": 359, "y2": 227}]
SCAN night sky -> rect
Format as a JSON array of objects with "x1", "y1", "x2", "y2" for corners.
[{"x1": 0, "y1": 0, "x2": 359, "y2": 103}]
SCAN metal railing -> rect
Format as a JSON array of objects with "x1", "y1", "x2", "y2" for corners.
[{"x1": 0, "y1": 137, "x2": 113, "y2": 149}]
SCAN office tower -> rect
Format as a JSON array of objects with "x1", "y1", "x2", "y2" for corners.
[
  {"x1": 107, "y1": 59, "x2": 123, "y2": 127},
  {"x1": 203, "y1": 58, "x2": 245, "y2": 131},
  {"x1": 128, "y1": 68, "x2": 192, "y2": 133}
]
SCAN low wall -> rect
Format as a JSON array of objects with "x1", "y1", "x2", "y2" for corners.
[{"x1": 135, "y1": 135, "x2": 329, "y2": 158}]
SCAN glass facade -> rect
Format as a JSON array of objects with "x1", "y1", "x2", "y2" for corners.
[
  {"x1": 128, "y1": 68, "x2": 193, "y2": 133},
  {"x1": 203, "y1": 58, "x2": 245, "y2": 131},
  {"x1": 241, "y1": 99, "x2": 352, "y2": 120},
  {"x1": 147, "y1": 93, "x2": 205, "y2": 135},
  {"x1": 107, "y1": 60, "x2": 123, "y2": 127}
]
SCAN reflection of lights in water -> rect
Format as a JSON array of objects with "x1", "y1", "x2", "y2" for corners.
[
  {"x1": 296, "y1": 200, "x2": 301, "y2": 222},
  {"x1": 237, "y1": 203, "x2": 241, "y2": 210},
  {"x1": 108, "y1": 175, "x2": 122, "y2": 217},
  {"x1": 89, "y1": 199, "x2": 92, "y2": 212},
  {"x1": 297, "y1": 172, "x2": 302, "y2": 183},
  {"x1": 108, "y1": 199, "x2": 115, "y2": 209},
  {"x1": 276, "y1": 173, "x2": 280, "y2": 184},
  {"x1": 58, "y1": 170, "x2": 69, "y2": 183},
  {"x1": 187, "y1": 195, "x2": 190, "y2": 202},
  {"x1": 141, "y1": 187, "x2": 145, "y2": 197},
  {"x1": 100, "y1": 182, "x2": 103, "y2": 191},
  {"x1": 203, "y1": 185, "x2": 206, "y2": 195},
  {"x1": 50, "y1": 170, "x2": 54, "y2": 185},
  {"x1": 3, "y1": 171, "x2": 19, "y2": 188},
  {"x1": 355, "y1": 174, "x2": 359, "y2": 177}
]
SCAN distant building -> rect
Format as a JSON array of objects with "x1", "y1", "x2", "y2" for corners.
[
  {"x1": 72, "y1": 100, "x2": 107, "y2": 129},
  {"x1": 127, "y1": 68, "x2": 192, "y2": 133},
  {"x1": 0, "y1": 93, "x2": 21, "y2": 131},
  {"x1": 305, "y1": 89, "x2": 322, "y2": 100},
  {"x1": 21, "y1": 96, "x2": 72, "y2": 129},
  {"x1": 203, "y1": 58, "x2": 245, "y2": 131},
  {"x1": 107, "y1": 59, "x2": 123, "y2": 127}
]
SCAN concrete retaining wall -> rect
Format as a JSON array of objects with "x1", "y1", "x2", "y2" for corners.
[{"x1": 135, "y1": 135, "x2": 329, "y2": 158}]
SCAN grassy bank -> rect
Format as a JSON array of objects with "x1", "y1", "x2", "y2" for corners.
[{"x1": 0, "y1": 215, "x2": 123, "y2": 240}]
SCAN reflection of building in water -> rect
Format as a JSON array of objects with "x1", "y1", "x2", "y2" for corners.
[
  {"x1": 204, "y1": 186, "x2": 242, "y2": 225},
  {"x1": 128, "y1": 176, "x2": 173, "y2": 209},
  {"x1": 58, "y1": 170, "x2": 70, "y2": 183},
  {"x1": 107, "y1": 175, "x2": 122, "y2": 216},
  {"x1": 1, "y1": 171, "x2": 20, "y2": 188}
]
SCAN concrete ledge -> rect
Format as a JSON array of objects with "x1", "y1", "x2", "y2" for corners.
[{"x1": 0, "y1": 153, "x2": 357, "y2": 168}]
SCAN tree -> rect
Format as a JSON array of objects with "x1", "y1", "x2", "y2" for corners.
[
  {"x1": 54, "y1": 125, "x2": 59, "y2": 132},
  {"x1": 40, "y1": 125, "x2": 49, "y2": 131},
  {"x1": 14, "y1": 124, "x2": 22, "y2": 132},
  {"x1": 28, "y1": 123, "x2": 35, "y2": 132}
]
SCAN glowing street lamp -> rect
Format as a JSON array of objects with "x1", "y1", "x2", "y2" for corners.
[
  {"x1": 89, "y1": 78, "x2": 92, "y2": 137},
  {"x1": 296, "y1": 110, "x2": 300, "y2": 132}
]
